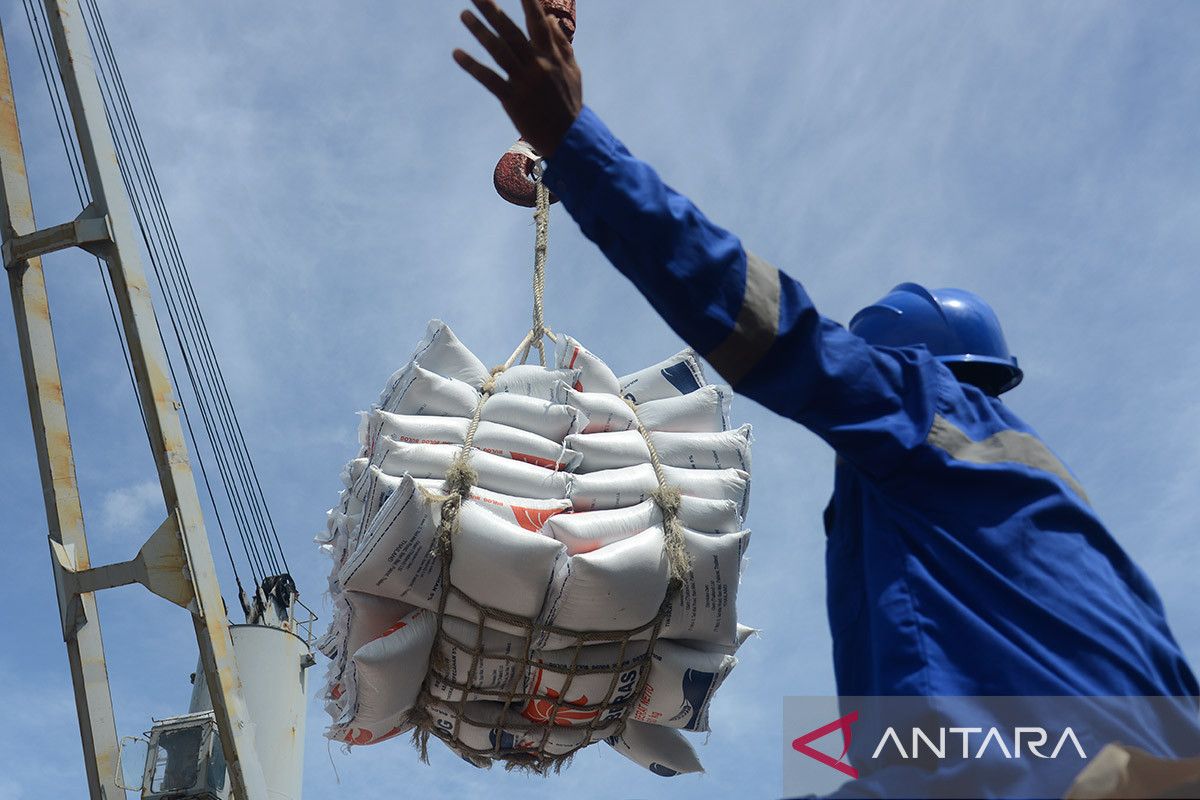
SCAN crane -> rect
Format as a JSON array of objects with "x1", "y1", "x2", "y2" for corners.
[
  {"x1": 1, "y1": 1, "x2": 580, "y2": 798},
  {"x1": 0, "y1": 1, "x2": 313, "y2": 797}
]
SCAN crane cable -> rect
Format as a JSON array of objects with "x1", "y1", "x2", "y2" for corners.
[
  {"x1": 19, "y1": 0, "x2": 258, "y2": 594},
  {"x1": 78, "y1": 0, "x2": 292, "y2": 586},
  {"x1": 20, "y1": 0, "x2": 294, "y2": 603}
]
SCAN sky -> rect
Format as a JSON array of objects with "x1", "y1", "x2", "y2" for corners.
[{"x1": 0, "y1": 1, "x2": 1198, "y2": 798}]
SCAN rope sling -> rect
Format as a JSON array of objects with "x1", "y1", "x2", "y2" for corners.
[{"x1": 407, "y1": 172, "x2": 692, "y2": 772}]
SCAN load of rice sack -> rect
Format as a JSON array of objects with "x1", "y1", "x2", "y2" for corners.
[{"x1": 316, "y1": 320, "x2": 755, "y2": 775}]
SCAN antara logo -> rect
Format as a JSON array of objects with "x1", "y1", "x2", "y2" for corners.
[
  {"x1": 792, "y1": 711, "x2": 860, "y2": 779},
  {"x1": 871, "y1": 726, "x2": 1087, "y2": 760},
  {"x1": 792, "y1": 711, "x2": 1089, "y2": 779}
]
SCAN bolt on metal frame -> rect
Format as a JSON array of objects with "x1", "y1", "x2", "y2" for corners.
[{"x1": 0, "y1": 2, "x2": 267, "y2": 798}]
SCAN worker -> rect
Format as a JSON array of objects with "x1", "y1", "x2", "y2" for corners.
[{"x1": 452, "y1": 1, "x2": 1200, "y2": 795}]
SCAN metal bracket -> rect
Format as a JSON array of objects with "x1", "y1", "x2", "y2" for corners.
[
  {"x1": 3, "y1": 202, "x2": 112, "y2": 268},
  {"x1": 50, "y1": 508, "x2": 200, "y2": 637}
]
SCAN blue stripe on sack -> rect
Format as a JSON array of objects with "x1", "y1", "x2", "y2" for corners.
[{"x1": 661, "y1": 360, "x2": 702, "y2": 396}]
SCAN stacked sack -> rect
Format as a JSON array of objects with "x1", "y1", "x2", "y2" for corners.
[{"x1": 316, "y1": 320, "x2": 755, "y2": 775}]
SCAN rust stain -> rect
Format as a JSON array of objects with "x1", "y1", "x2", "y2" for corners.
[{"x1": 27, "y1": 286, "x2": 50, "y2": 321}]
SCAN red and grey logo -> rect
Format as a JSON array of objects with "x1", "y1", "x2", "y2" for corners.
[{"x1": 792, "y1": 710, "x2": 860, "y2": 779}]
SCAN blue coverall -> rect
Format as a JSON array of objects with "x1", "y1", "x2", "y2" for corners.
[{"x1": 543, "y1": 107, "x2": 1199, "y2": 797}]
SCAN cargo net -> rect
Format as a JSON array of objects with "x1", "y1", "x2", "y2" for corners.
[
  {"x1": 317, "y1": 173, "x2": 752, "y2": 777},
  {"x1": 409, "y1": 328, "x2": 690, "y2": 772}
]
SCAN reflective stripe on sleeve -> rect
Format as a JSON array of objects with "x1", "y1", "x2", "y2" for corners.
[
  {"x1": 705, "y1": 252, "x2": 781, "y2": 386},
  {"x1": 927, "y1": 414, "x2": 1090, "y2": 504}
]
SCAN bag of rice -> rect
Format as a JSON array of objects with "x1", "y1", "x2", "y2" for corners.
[
  {"x1": 618, "y1": 349, "x2": 706, "y2": 404},
  {"x1": 565, "y1": 424, "x2": 752, "y2": 473},
  {"x1": 362, "y1": 410, "x2": 580, "y2": 471}
]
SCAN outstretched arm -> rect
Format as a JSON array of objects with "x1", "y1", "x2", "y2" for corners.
[{"x1": 453, "y1": 0, "x2": 943, "y2": 480}]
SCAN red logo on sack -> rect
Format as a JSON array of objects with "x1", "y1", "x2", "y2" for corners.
[
  {"x1": 521, "y1": 667, "x2": 599, "y2": 725},
  {"x1": 792, "y1": 711, "x2": 859, "y2": 779},
  {"x1": 342, "y1": 725, "x2": 404, "y2": 746},
  {"x1": 510, "y1": 505, "x2": 566, "y2": 532}
]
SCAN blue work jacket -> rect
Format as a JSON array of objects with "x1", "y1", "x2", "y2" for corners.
[{"x1": 544, "y1": 107, "x2": 1198, "y2": 793}]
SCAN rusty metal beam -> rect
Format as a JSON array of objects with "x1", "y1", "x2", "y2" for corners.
[
  {"x1": 25, "y1": 0, "x2": 269, "y2": 797},
  {"x1": 1, "y1": 204, "x2": 112, "y2": 266},
  {"x1": 0, "y1": 18, "x2": 124, "y2": 800}
]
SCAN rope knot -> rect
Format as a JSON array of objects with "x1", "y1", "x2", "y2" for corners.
[
  {"x1": 650, "y1": 485, "x2": 683, "y2": 518},
  {"x1": 443, "y1": 458, "x2": 478, "y2": 498},
  {"x1": 481, "y1": 364, "x2": 506, "y2": 396}
]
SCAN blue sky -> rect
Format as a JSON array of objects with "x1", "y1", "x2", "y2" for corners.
[{"x1": 1, "y1": 1, "x2": 1198, "y2": 798}]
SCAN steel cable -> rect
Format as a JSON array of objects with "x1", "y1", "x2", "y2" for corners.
[
  {"x1": 23, "y1": 0, "x2": 253, "y2": 590},
  {"x1": 82, "y1": 0, "x2": 291, "y2": 578},
  {"x1": 78, "y1": 1, "x2": 271, "y2": 587}
]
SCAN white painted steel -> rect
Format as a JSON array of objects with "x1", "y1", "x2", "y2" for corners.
[{"x1": 191, "y1": 626, "x2": 310, "y2": 800}]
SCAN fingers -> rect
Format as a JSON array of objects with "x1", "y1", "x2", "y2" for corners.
[
  {"x1": 452, "y1": 49, "x2": 510, "y2": 100},
  {"x1": 519, "y1": 0, "x2": 553, "y2": 51},
  {"x1": 471, "y1": 0, "x2": 534, "y2": 61},
  {"x1": 547, "y1": 13, "x2": 574, "y2": 62},
  {"x1": 461, "y1": 9, "x2": 521, "y2": 73}
]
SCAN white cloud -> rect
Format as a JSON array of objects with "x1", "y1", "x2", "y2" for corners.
[{"x1": 97, "y1": 479, "x2": 164, "y2": 537}]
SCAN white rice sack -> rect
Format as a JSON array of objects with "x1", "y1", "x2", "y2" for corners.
[
  {"x1": 563, "y1": 386, "x2": 637, "y2": 433},
  {"x1": 339, "y1": 463, "x2": 409, "y2": 561},
  {"x1": 661, "y1": 529, "x2": 751, "y2": 645},
  {"x1": 317, "y1": 508, "x2": 356, "y2": 567},
  {"x1": 618, "y1": 349, "x2": 707, "y2": 404},
  {"x1": 337, "y1": 475, "x2": 439, "y2": 606},
  {"x1": 543, "y1": 496, "x2": 741, "y2": 555},
  {"x1": 379, "y1": 363, "x2": 480, "y2": 417},
  {"x1": 676, "y1": 623, "x2": 759, "y2": 656},
  {"x1": 338, "y1": 609, "x2": 436, "y2": 738},
  {"x1": 372, "y1": 437, "x2": 571, "y2": 500},
  {"x1": 349, "y1": 465, "x2": 402, "y2": 519},
  {"x1": 323, "y1": 591, "x2": 417, "y2": 689},
  {"x1": 410, "y1": 478, "x2": 571, "y2": 533},
  {"x1": 638, "y1": 384, "x2": 731, "y2": 432},
  {"x1": 556, "y1": 335, "x2": 622, "y2": 395},
  {"x1": 424, "y1": 701, "x2": 618, "y2": 759},
  {"x1": 539, "y1": 527, "x2": 750, "y2": 648},
  {"x1": 323, "y1": 463, "x2": 406, "y2": 568},
  {"x1": 339, "y1": 475, "x2": 565, "y2": 625},
  {"x1": 444, "y1": 502, "x2": 566, "y2": 620},
  {"x1": 490, "y1": 364, "x2": 580, "y2": 402},
  {"x1": 362, "y1": 410, "x2": 580, "y2": 471},
  {"x1": 380, "y1": 367, "x2": 587, "y2": 443},
  {"x1": 344, "y1": 591, "x2": 419, "y2": 662},
  {"x1": 564, "y1": 425, "x2": 752, "y2": 474},
  {"x1": 630, "y1": 641, "x2": 736, "y2": 732},
  {"x1": 341, "y1": 457, "x2": 369, "y2": 490},
  {"x1": 328, "y1": 711, "x2": 412, "y2": 747},
  {"x1": 569, "y1": 464, "x2": 750, "y2": 516},
  {"x1": 481, "y1": 393, "x2": 588, "y2": 442},
  {"x1": 606, "y1": 720, "x2": 704, "y2": 777},
  {"x1": 379, "y1": 320, "x2": 488, "y2": 406},
  {"x1": 538, "y1": 527, "x2": 667, "y2": 636}
]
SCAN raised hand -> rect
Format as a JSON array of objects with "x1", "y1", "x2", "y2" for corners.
[{"x1": 453, "y1": 0, "x2": 583, "y2": 157}]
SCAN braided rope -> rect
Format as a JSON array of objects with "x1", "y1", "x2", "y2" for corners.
[
  {"x1": 626, "y1": 399, "x2": 692, "y2": 583},
  {"x1": 529, "y1": 176, "x2": 550, "y2": 367}
]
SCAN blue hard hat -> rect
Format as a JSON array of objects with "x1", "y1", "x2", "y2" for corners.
[{"x1": 849, "y1": 282, "x2": 1023, "y2": 395}]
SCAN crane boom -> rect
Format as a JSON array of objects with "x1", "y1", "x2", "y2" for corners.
[{"x1": 0, "y1": 2, "x2": 270, "y2": 797}]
